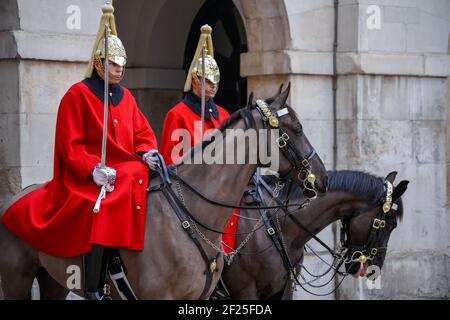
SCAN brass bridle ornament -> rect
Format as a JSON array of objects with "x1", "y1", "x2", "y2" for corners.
[{"x1": 255, "y1": 99, "x2": 318, "y2": 198}]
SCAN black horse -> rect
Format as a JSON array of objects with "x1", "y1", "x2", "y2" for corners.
[{"x1": 219, "y1": 170, "x2": 409, "y2": 299}]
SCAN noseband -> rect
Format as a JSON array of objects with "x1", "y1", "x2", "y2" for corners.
[
  {"x1": 340, "y1": 180, "x2": 398, "y2": 265},
  {"x1": 242, "y1": 99, "x2": 319, "y2": 197}
]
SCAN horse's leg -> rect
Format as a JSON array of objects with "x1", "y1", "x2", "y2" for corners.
[
  {"x1": 0, "y1": 222, "x2": 80, "y2": 300},
  {"x1": 0, "y1": 222, "x2": 40, "y2": 299},
  {"x1": 1, "y1": 271, "x2": 37, "y2": 300},
  {"x1": 36, "y1": 268, "x2": 69, "y2": 300},
  {"x1": 0, "y1": 184, "x2": 47, "y2": 299}
]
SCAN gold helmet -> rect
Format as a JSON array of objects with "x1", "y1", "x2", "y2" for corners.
[
  {"x1": 183, "y1": 24, "x2": 220, "y2": 92},
  {"x1": 85, "y1": 4, "x2": 127, "y2": 78}
]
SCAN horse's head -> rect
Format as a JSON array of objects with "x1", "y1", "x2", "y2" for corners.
[
  {"x1": 248, "y1": 83, "x2": 328, "y2": 196},
  {"x1": 339, "y1": 171, "x2": 409, "y2": 277}
]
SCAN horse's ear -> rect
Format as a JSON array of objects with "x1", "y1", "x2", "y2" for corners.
[
  {"x1": 393, "y1": 180, "x2": 409, "y2": 200},
  {"x1": 272, "y1": 82, "x2": 290, "y2": 109},
  {"x1": 277, "y1": 83, "x2": 283, "y2": 95},
  {"x1": 247, "y1": 92, "x2": 254, "y2": 106},
  {"x1": 385, "y1": 171, "x2": 398, "y2": 183}
]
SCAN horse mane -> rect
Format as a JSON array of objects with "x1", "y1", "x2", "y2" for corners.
[
  {"x1": 327, "y1": 170, "x2": 385, "y2": 204},
  {"x1": 328, "y1": 170, "x2": 404, "y2": 222}
]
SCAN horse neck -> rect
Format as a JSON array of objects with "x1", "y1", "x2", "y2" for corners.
[
  {"x1": 283, "y1": 191, "x2": 368, "y2": 254},
  {"x1": 177, "y1": 117, "x2": 260, "y2": 242}
]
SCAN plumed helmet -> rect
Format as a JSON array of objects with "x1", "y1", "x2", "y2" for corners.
[
  {"x1": 94, "y1": 35, "x2": 127, "y2": 67},
  {"x1": 85, "y1": 4, "x2": 127, "y2": 78},
  {"x1": 183, "y1": 24, "x2": 220, "y2": 92},
  {"x1": 191, "y1": 54, "x2": 220, "y2": 85}
]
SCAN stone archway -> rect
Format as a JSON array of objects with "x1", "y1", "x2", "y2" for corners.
[
  {"x1": 185, "y1": 0, "x2": 248, "y2": 113},
  {"x1": 113, "y1": 0, "x2": 253, "y2": 139}
]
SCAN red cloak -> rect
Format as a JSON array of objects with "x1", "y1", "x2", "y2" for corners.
[{"x1": 1, "y1": 81, "x2": 157, "y2": 257}]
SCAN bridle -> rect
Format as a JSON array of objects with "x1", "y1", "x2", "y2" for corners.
[
  {"x1": 252, "y1": 177, "x2": 399, "y2": 296},
  {"x1": 253, "y1": 99, "x2": 319, "y2": 198},
  {"x1": 339, "y1": 180, "x2": 399, "y2": 268}
]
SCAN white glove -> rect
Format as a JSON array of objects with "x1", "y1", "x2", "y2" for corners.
[
  {"x1": 92, "y1": 164, "x2": 116, "y2": 190},
  {"x1": 143, "y1": 149, "x2": 161, "y2": 171},
  {"x1": 92, "y1": 164, "x2": 116, "y2": 213}
]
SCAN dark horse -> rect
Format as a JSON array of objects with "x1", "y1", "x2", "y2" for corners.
[
  {"x1": 220, "y1": 170, "x2": 409, "y2": 299},
  {"x1": 0, "y1": 84, "x2": 328, "y2": 299}
]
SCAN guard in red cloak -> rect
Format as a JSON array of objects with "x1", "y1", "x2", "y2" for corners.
[
  {"x1": 1, "y1": 4, "x2": 160, "y2": 300},
  {"x1": 159, "y1": 25, "x2": 239, "y2": 256}
]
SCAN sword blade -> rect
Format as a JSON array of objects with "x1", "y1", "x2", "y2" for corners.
[
  {"x1": 101, "y1": 24, "x2": 110, "y2": 168},
  {"x1": 200, "y1": 45, "x2": 206, "y2": 142}
]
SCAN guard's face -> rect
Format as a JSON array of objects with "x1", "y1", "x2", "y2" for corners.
[
  {"x1": 94, "y1": 60, "x2": 124, "y2": 84},
  {"x1": 192, "y1": 77, "x2": 218, "y2": 101}
]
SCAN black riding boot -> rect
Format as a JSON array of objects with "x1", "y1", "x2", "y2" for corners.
[{"x1": 83, "y1": 244, "x2": 105, "y2": 300}]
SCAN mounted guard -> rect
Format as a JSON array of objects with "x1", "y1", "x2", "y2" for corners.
[
  {"x1": 1, "y1": 2, "x2": 160, "y2": 300},
  {"x1": 159, "y1": 24, "x2": 240, "y2": 255}
]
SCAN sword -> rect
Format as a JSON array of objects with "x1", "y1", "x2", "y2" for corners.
[
  {"x1": 101, "y1": 23, "x2": 110, "y2": 167},
  {"x1": 93, "y1": 23, "x2": 111, "y2": 213},
  {"x1": 200, "y1": 44, "x2": 206, "y2": 142}
]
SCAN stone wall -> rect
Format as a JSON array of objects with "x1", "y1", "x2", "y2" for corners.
[
  {"x1": 0, "y1": 60, "x2": 21, "y2": 208},
  {"x1": 335, "y1": 0, "x2": 450, "y2": 299},
  {"x1": 336, "y1": 75, "x2": 449, "y2": 299}
]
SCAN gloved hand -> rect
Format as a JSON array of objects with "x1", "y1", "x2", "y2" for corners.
[
  {"x1": 92, "y1": 164, "x2": 116, "y2": 189},
  {"x1": 92, "y1": 164, "x2": 116, "y2": 213},
  {"x1": 143, "y1": 149, "x2": 161, "y2": 171}
]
